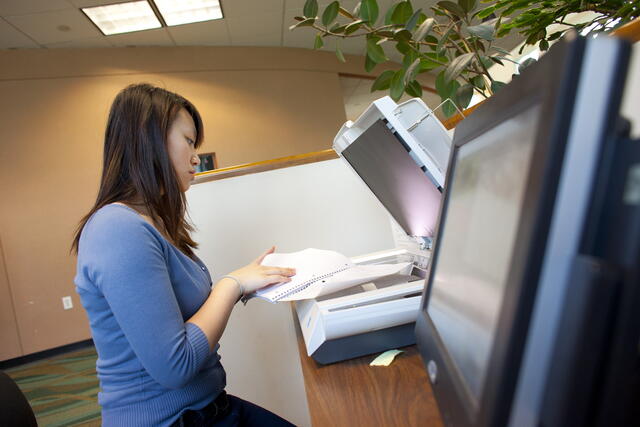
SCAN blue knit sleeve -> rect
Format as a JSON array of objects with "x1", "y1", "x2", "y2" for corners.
[{"x1": 83, "y1": 209, "x2": 211, "y2": 389}]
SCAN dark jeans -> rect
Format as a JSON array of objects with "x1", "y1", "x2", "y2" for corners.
[{"x1": 172, "y1": 391, "x2": 296, "y2": 427}]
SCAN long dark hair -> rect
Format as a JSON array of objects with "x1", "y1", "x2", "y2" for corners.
[{"x1": 71, "y1": 83, "x2": 204, "y2": 257}]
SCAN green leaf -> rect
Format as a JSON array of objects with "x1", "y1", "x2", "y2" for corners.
[
  {"x1": 435, "y1": 70, "x2": 460, "y2": 99},
  {"x1": 366, "y1": 36, "x2": 388, "y2": 64},
  {"x1": 404, "y1": 57, "x2": 421, "y2": 84},
  {"x1": 303, "y1": 0, "x2": 318, "y2": 17},
  {"x1": 345, "y1": 20, "x2": 364, "y2": 34},
  {"x1": 471, "y1": 75, "x2": 485, "y2": 89},
  {"x1": 289, "y1": 18, "x2": 316, "y2": 30},
  {"x1": 415, "y1": 18, "x2": 435, "y2": 41},
  {"x1": 391, "y1": 1, "x2": 413, "y2": 25},
  {"x1": 353, "y1": 1, "x2": 361, "y2": 16},
  {"x1": 444, "y1": 52, "x2": 474, "y2": 83},
  {"x1": 384, "y1": 3, "x2": 399, "y2": 25},
  {"x1": 479, "y1": 55, "x2": 493, "y2": 69},
  {"x1": 436, "y1": 71, "x2": 461, "y2": 117},
  {"x1": 489, "y1": 56, "x2": 504, "y2": 66},
  {"x1": 405, "y1": 9, "x2": 423, "y2": 31},
  {"x1": 336, "y1": 44, "x2": 346, "y2": 62},
  {"x1": 458, "y1": 0, "x2": 477, "y2": 13},
  {"x1": 491, "y1": 80, "x2": 506, "y2": 93},
  {"x1": 490, "y1": 45, "x2": 511, "y2": 55},
  {"x1": 455, "y1": 84, "x2": 474, "y2": 109},
  {"x1": 467, "y1": 24, "x2": 494, "y2": 40},
  {"x1": 518, "y1": 57, "x2": 536, "y2": 74},
  {"x1": 371, "y1": 70, "x2": 395, "y2": 91},
  {"x1": 547, "y1": 30, "x2": 564, "y2": 41},
  {"x1": 393, "y1": 29, "x2": 413, "y2": 41},
  {"x1": 360, "y1": 0, "x2": 379, "y2": 24},
  {"x1": 314, "y1": 33, "x2": 324, "y2": 49},
  {"x1": 437, "y1": 24, "x2": 454, "y2": 52},
  {"x1": 322, "y1": 2, "x2": 340, "y2": 26},
  {"x1": 442, "y1": 99, "x2": 458, "y2": 117},
  {"x1": 425, "y1": 52, "x2": 448, "y2": 64},
  {"x1": 396, "y1": 41, "x2": 411, "y2": 54},
  {"x1": 539, "y1": 39, "x2": 549, "y2": 51},
  {"x1": 390, "y1": 70, "x2": 406, "y2": 101},
  {"x1": 338, "y1": 7, "x2": 355, "y2": 19},
  {"x1": 419, "y1": 58, "x2": 441, "y2": 72},
  {"x1": 424, "y1": 34, "x2": 438, "y2": 49},
  {"x1": 402, "y1": 49, "x2": 419, "y2": 68},
  {"x1": 437, "y1": 1, "x2": 466, "y2": 18},
  {"x1": 405, "y1": 80, "x2": 423, "y2": 97},
  {"x1": 330, "y1": 23, "x2": 347, "y2": 34},
  {"x1": 475, "y1": 5, "x2": 496, "y2": 19},
  {"x1": 365, "y1": 54, "x2": 377, "y2": 72}
]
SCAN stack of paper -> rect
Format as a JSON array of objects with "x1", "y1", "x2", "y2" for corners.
[{"x1": 252, "y1": 248, "x2": 411, "y2": 303}]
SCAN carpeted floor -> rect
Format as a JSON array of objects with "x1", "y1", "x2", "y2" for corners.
[{"x1": 5, "y1": 346, "x2": 101, "y2": 426}]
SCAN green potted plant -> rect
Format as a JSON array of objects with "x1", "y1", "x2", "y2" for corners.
[{"x1": 291, "y1": 0, "x2": 639, "y2": 117}]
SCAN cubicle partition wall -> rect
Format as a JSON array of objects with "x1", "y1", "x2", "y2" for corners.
[{"x1": 186, "y1": 158, "x2": 396, "y2": 427}]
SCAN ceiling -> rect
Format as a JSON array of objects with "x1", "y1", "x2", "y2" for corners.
[
  {"x1": 0, "y1": 0, "x2": 524, "y2": 62},
  {"x1": 0, "y1": 0, "x2": 398, "y2": 54}
]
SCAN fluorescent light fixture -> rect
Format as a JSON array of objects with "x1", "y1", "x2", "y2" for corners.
[
  {"x1": 82, "y1": 1, "x2": 162, "y2": 35},
  {"x1": 153, "y1": 0, "x2": 223, "y2": 26}
]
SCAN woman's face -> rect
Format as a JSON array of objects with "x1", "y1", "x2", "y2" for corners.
[{"x1": 167, "y1": 108, "x2": 200, "y2": 192}]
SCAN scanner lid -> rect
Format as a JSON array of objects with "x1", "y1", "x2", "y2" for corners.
[{"x1": 333, "y1": 97, "x2": 452, "y2": 238}]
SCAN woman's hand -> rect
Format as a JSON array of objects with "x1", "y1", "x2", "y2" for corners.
[{"x1": 228, "y1": 246, "x2": 296, "y2": 295}]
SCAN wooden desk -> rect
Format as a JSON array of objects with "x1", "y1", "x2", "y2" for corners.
[{"x1": 292, "y1": 310, "x2": 444, "y2": 427}]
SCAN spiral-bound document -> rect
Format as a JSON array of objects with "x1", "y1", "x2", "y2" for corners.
[{"x1": 252, "y1": 248, "x2": 411, "y2": 303}]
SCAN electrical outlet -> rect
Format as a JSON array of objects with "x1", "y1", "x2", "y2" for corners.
[{"x1": 62, "y1": 296, "x2": 73, "y2": 310}]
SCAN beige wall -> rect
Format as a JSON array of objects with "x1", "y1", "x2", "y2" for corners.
[{"x1": 0, "y1": 46, "x2": 425, "y2": 359}]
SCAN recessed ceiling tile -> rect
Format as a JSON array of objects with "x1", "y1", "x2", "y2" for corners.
[
  {"x1": 0, "y1": 18, "x2": 40, "y2": 48},
  {"x1": 221, "y1": 0, "x2": 283, "y2": 17},
  {"x1": 285, "y1": 0, "x2": 359, "y2": 11},
  {"x1": 168, "y1": 19, "x2": 230, "y2": 46},
  {"x1": 44, "y1": 36, "x2": 113, "y2": 48},
  {"x1": 0, "y1": 0, "x2": 71, "y2": 16},
  {"x1": 68, "y1": 0, "x2": 134, "y2": 7},
  {"x1": 231, "y1": 32, "x2": 281, "y2": 47},
  {"x1": 5, "y1": 9, "x2": 102, "y2": 44},
  {"x1": 107, "y1": 27, "x2": 174, "y2": 47},
  {"x1": 226, "y1": 11, "x2": 282, "y2": 38}
]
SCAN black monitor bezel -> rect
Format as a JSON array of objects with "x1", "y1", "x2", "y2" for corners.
[{"x1": 415, "y1": 37, "x2": 587, "y2": 427}]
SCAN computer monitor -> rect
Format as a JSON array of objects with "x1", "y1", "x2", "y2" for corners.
[{"x1": 416, "y1": 35, "x2": 639, "y2": 427}]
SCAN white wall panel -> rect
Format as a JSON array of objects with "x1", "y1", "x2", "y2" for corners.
[{"x1": 186, "y1": 158, "x2": 394, "y2": 426}]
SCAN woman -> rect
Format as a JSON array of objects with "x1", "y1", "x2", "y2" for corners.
[{"x1": 72, "y1": 84, "x2": 297, "y2": 426}]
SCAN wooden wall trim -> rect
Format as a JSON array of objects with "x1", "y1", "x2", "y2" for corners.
[{"x1": 194, "y1": 149, "x2": 339, "y2": 184}]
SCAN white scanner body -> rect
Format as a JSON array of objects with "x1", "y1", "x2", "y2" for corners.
[{"x1": 295, "y1": 96, "x2": 452, "y2": 364}]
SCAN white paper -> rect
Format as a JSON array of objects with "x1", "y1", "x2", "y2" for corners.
[{"x1": 253, "y1": 248, "x2": 411, "y2": 303}]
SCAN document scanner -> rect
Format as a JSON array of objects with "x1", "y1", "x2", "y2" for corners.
[{"x1": 295, "y1": 96, "x2": 452, "y2": 364}]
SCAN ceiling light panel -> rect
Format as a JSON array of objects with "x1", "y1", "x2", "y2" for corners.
[
  {"x1": 153, "y1": 0, "x2": 223, "y2": 26},
  {"x1": 82, "y1": 1, "x2": 162, "y2": 35}
]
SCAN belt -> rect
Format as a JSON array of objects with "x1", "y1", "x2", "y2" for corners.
[{"x1": 172, "y1": 390, "x2": 230, "y2": 427}]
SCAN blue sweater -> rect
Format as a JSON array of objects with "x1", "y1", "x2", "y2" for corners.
[{"x1": 75, "y1": 204, "x2": 226, "y2": 426}]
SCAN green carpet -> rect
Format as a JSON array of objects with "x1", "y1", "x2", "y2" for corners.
[{"x1": 5, "y1": 346, "x2": 101, "y2": 427}]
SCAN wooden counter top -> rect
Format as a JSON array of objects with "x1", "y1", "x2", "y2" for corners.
[{"x1": 292, "y1": 308, "x2": 444, "y2": 427}]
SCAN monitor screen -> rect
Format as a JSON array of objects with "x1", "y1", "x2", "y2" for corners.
[
  {"x1": 426, "y1": 104, "x2": 542, "y2": 409},
  {"x1": 342, "y1": 119, "x2": 442, "y2": 237}
]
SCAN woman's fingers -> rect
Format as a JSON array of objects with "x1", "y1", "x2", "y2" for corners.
[
  {"x1": 264, "y1": 267, "x2": 296, "y2": 277},
  {"x1": 266, "y1": 275, "x2": 292, "y2": 285},
  {"x1": 254, "y1": 246, "x2": 276, "y2": 265}
]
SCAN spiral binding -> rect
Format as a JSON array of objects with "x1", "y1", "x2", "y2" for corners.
[{"x1": 273, "y1": 264, "x2": 351, "y2": 301}]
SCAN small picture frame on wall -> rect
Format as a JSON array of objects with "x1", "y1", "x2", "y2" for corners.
[{"x1": 196, "y1": 152, "x2": 218, "y2": 173}]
